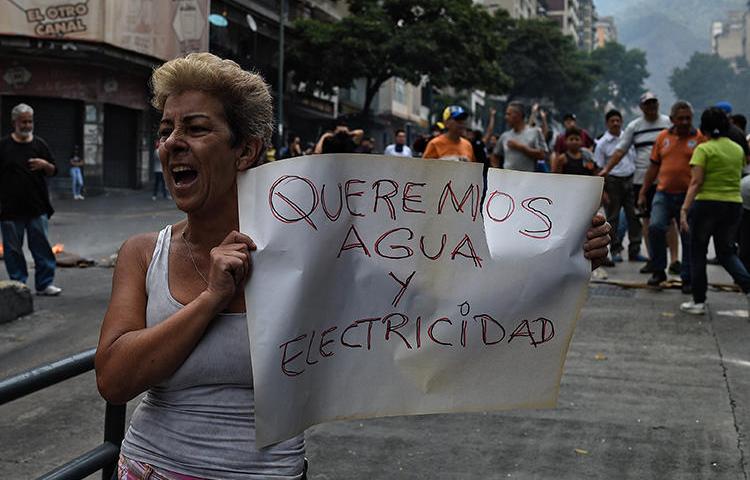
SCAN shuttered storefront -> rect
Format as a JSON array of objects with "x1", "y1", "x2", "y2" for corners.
[{"x1": 103, "y1": 104, "x2": 138, "y2": 188}]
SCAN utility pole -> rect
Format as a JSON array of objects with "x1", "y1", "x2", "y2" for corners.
[{"x1": 277, "y1": 0, "x2": 286, "y2": 149}]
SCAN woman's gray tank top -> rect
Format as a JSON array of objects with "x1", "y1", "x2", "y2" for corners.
[{"x1": 120, "y1": 225, "x2": 305, "y2": 479}]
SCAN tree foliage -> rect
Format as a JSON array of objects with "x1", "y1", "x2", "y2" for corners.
[
  {"x1": 670, "y1": 52, "x2": 750, "y2": 113},
  {"x1": 287, "y1": 0, "x2": 509, "y2": 116},
  {"x1": 287, "y1": 0, "x2": 645, "y2": 123},
  {"x1": 589, "y1": 41, "x2": 649, "y2": 112},
  {"x1": 498, "y1": 18, "x2": 598, "y2": 110}
]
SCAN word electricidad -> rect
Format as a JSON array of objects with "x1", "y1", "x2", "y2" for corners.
[{"x1": 278, "y1": 306, "x2": 555, "y2": 377}]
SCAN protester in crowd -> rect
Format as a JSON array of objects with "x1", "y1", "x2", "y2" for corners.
[
  {"x1": 528, "y1": 103, "x2": 551, "y2": 145},
  {"x1": 481, "y1": 106, "x2": 497, "y2": 147},
  {"x1": 594, "y1": 109, "x2": 639, "y2": 266},
  {"x1": 715, "y1": 102, "x2": 750, "y2": 163},
  {"x1": 730, "y1": 114, "x2": 747, "y2": 136},
  {"x1": 278, "y1": 134, "x2": 303, "y2": 160},
  {"x1": 69, "y1": 144, "x2": 85, "y2": 200},
  {"x1": 491, "y1": 101, "x2": 547, "y2": 171},
  {"x1": 356, "y1": 136, "x2": 376, "y2": 154},
  {"x1": 314, "y1": 120, "x2": 363, "y2": 154},
  {"x1": 95, "y1": 53, "x2": 307, "y2": 479},
  {"x1": 553, "y1": 113, "x2": 593, "y2": 155},
  {"x1": 411, "y1": 133, "x2": 431, "y2": 157},
  {"x1": 0, "y1": 103, "x2": 62, "y2": 296},
  {"x1": 152, "y1": 139, "x2": 169, "y2": 200},
  {"x1": 384, "y1": 129, "x2": 413, "y2": 157},
  {"x1": 485, "y1": 133, "x2": 500, "y2": 159},
  {"x1": 552, "y1": 127, "x2": 597, "y2": 175},
  {"x1": 265, "y1": 144, "x2": 277, "y2": 162},
  {"x1": 740, "y1": 173, "x2": 750, "y2": 272},
  {"x1": 639, "y1": 101, "x2": 704, "y2": 290},
  {"x1": 599, "y1": 92, "x2": 673, "y2": 270},
  {"x1": 422, "y1": 106, "x2": 475, "y2": 162},
  {"x1": 470, "y1": 129, "x2": 489, "y2": 166},
  {"x1": 679, "y1": 107, "x2": 750, "y2": 315}
]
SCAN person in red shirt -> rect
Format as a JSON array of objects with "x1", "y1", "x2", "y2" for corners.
[
  {"x1": 553, "y1": 113, "x2": 594, "y2": 154},
  {"x1": 638, "y1": 100, "x2": 705, "y2": 289},
  {"x1": 423, "y1": 106, "x2": 476, "y2": 162}
]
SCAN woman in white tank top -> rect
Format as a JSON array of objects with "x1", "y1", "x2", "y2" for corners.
[{"x1": 95, "y1": 53, "x2": 305, "y2": 480}]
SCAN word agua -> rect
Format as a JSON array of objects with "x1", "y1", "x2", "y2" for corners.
[
  {"x1": 278, "y1": 309, "x2": 555, "y2": 377},
  {"x1": 268, "y1": 175, "x2": 554, "y2": 267}
]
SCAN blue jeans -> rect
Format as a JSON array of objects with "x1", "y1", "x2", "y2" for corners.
[
  {"x1": 70, "y1": 167, "x2": 84, "y2": 197},
  {"x1": 689, "y1": 200, "x2": 750, "y2": 303},
  {"x1": 0, "y1": 215, "x2": 56, "y2": 291},
  {"x1": 648, "y1": 191, "x2": 690, "y2": 283}
]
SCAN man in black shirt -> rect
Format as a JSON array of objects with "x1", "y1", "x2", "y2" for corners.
[
  {"x1": 0, "y1": 103, "x2": 61, "y2": 295},
  {"x1": 716, "y1": 102, "x2": 750, "y2": 162}
]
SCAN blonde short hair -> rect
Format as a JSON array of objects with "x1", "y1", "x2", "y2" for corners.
[{"x1": 151, "y1": 52, "x2": 273, "y2": 147}]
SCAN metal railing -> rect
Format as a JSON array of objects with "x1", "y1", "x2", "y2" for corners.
[{"x1": 0, "y1": 348, "x2": 125, "y2": 480}]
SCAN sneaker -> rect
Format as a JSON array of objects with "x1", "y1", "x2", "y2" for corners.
[
  {"x1": 668, "y1": 260, "x2": 681, "y2": 275},
  {"x1": 647, "y1": 271, "x2": 667, "y2": 286},
  {"x1": 37, "y1": 285, "x2": 62, "y2": 296},
  {"x1": 639, "y1": 261, "x2": 657, "y2": 274},
  {"x1": 611, "y1": 253, "x2": 623, "y2": 263},
  {"x1": 629, "y1": 253, "x2": 648, "y2": 262},
  {"x1": 680, "y1": 300, "x2": 706, "y2": 315},
  {"x1": 681, "y1": 283, "x2": 692, "y2": 294},
  {"x1": 601, "y1": 257, "x2": 616, "y2": 267},
  {"x1": 77, "y1": 194, "x2": 85, "y2": 200}
]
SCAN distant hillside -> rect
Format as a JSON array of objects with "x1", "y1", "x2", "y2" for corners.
[{"x1": 596, "y1": 0, "x2": 746, "y2": 107}]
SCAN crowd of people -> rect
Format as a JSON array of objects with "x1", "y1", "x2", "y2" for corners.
[
  {"x1": 269, "y1": 92, "x2": 750, "y2": 316},
  {"x1": 2, "y1": 50, "x2": 748, "y2": 478}
]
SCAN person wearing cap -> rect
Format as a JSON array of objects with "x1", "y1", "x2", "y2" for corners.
[
  {"x1": 491, "y1": 101, "x2": 548, "y2": 171},
  {"x1": 715, "y1": 101, "x2": 750, "y2": 163},
  {"x1": 553, "y1": 113, "x2": 593, "y2": 155},
  {"x1": 598, "y1": 92, "x2": 672, "y2": 269},
  {"x1": 422, "y1": 106, "x2": 475, "y2": 162}
]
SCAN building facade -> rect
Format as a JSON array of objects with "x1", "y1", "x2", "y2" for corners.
[
  {"x1": 578, "y1": 0, "x2": 597, "y2": 52},
  {"x1": 546, "y1": 0, "x2": 581, "y2": 46},
  {"x1": 476, "y1": 0, "x2": 542, "y2": 19},
  {"x1": 712, "y1": 9, "x2": 749, "y2": 66},
  {"x1": 0, "y1": 1, "x2": 211, "y2": 192},
  {"x1": 595, "y1": 15, "x2": 617, "y2": 48}
]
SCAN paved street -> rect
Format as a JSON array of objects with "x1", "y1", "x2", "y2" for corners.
[{"x1": 1, "y1": 190, "x2": 749, "y2": 479}]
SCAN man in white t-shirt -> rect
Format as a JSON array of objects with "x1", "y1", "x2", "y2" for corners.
[
  {"x1": 598, "y1": 92, "x2": 672, "y2": 269},
  {"x1": 384, "y1": 129, "x2": 413, "y2": 157}
]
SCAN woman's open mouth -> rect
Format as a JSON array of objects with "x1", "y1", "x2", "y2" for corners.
[{"x1": 171, "y1": 165, "x2": 198, "y2": 188}]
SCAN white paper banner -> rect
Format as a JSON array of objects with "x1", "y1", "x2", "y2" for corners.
[{"x1": 238, "y1": 154, "x2": 602, "y2": 447}]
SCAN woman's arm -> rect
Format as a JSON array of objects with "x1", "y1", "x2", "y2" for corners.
[
  {"x1": 95, "y1": 231, "x2": 254, "y2": 404},
  {"x1": 680, "y1": 165, "x2": 705, "y2": 232}
]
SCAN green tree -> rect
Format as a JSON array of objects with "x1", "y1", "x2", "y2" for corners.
[
  {"x1": 287, "y1": 0, "x2": 510, "y2": 117},
  {"x1": 670, "y1": 53, "x2": 736, "y2": 110},
  {"x1": 589, "y1": 42, "x2": 649, "y2": 112},
  {"x1": 497, "y1": 18, "x2": 598, "y2": 109}
]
